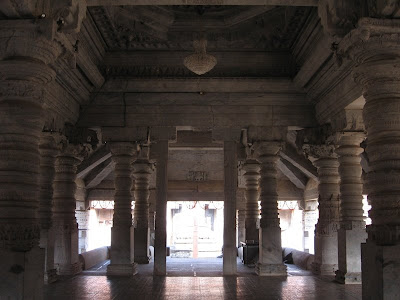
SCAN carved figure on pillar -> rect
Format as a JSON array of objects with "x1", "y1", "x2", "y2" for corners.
[
  {"x1": 338, "y1": 17, "x2": 400, "y2": 298},
  {"x1": 53, "y1": 142, "x2": 90, "y2": 276},
  {"x1": 133, "y1": 146, "x2": 153, "y2": 264},
  {"x1": 107, "y1": 142, "x2": 138, "y2": 276},
  {"x1": 254, "y1": 141, "x2": 287, "y2": 276}
]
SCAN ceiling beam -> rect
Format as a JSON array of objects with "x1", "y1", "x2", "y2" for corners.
[
  {"x1": 101, "y1": 78, "x2": 303, "y2": 94},
  {"x1": 279, "y1": 144, "x2": 318, "y2": 180},
  {"x1": 277, "y1": 158, "x2": 308, "y2": 189},
  {"x1": 85, "y1": 158, "x2": 114, "y2": 189},
  {"x1": 87, "y1": 0, "x2": 317, "y2": 6},
  {"x1": 77, "y1": 145, "x2": 111, "y2": 179}
]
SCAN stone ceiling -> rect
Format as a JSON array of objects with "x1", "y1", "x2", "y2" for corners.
[{"x1": 89, "y1": 5, "x2": 313, "y2": 51}]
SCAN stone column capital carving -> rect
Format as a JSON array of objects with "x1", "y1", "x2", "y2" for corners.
[
  {"x1": 303, "y1": 144, "x2": 337, "y2": 161},
  {"x1": 253, "y1": 141, "x2": 283, "y2": 160},
  {"x1": 108, "y1": 142, "x2": 138, "y2": 161},
  {"x1": 331, "y1": 109, "x2": 365, "y2": 133}
]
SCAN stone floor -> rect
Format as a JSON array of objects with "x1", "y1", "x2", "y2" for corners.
[{"x1": 45, "y1": 258, "x2": 361, "y2": 300}]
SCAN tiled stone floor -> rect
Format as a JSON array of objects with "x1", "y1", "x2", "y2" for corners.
[{"x1": 45, "y1": 258, "x2": 361, "y2": 300}]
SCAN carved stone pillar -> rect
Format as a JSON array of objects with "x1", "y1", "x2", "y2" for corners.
[
  {"x1": 38, "y1": 134, "x2": 59, "y2": 283},
  {"x1": 133, "y1": 146, "x2": 152, "y2": 264},
  {"x1": 53, "y1": 144, "x2": 88, "y2": 275},
  {"x1": 254, "y1": 141, "x2": 286, "y2": 276},
  {"x1": 338, "y1": 18, "x2": 400, "y2": 298},
  {"x1": 107, "y1": 142, "x2": 137, "y2": 276},
  {"x1": 154, "y1": 140, "x2": 168, "y2": 275},
  {"x1": 335, "y1": 132, "x2": 366, "y2": 284},
  {"x1": 0, "y1": 20, "x2": 61, "y2": 299},
  {"x1": 305, "y1": 145, "x2": 340, "y2": 275},
  {"x1": 243, "y1": 160, "x2": 260, "y2": 243},
  {"x1": 237, "y1": 209, "x2": 246, "y2": 245}
]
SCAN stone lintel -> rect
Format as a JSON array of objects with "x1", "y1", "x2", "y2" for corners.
[
  {"x1": 247, "y1": 126, "x2": 288, "y2": 143},
  {"x1": 102, "y1": 127, "x2": 149, "y2": 143},
  {"x1": 212, "y1": 127, "x2": 242, "y2": 142}
]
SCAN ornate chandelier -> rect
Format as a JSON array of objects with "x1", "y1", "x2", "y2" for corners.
[{"x1": 183, "y1": 38, "x2": 217, "y2": 75}]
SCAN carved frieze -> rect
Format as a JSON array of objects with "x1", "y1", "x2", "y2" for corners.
[{"x1": 0, "y1": 223, "x2": 41, "y2": 252}]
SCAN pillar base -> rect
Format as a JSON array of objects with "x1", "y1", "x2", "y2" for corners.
[
  {"x1": 57, "y1": 262, "x2": 82, "y2": 276},
  {"x1": 107, "y1": 263, "x2": 138, "y2": 276},
  {"x1": 44, "y1": 268, "x2": 58, "y2": 284},
  {"x1": 362, "y1": 241, "x2": 400, "y2": 299},
  {"x1": 311, "y1": 262, "x2": 337, "y2": 275},
  {"x1": 0, "y1": 246, "x2": 45, "y2": 299},
  {"x1": 334, "y1": 269, "x2": 361, "y2": 284},
  {"x1": 255, "y1": 263, "x2": 287, "y2": 276}
]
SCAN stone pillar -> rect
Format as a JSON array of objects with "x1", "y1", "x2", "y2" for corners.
[
  {"x1": 335, "y1": 132, "x2": 366, "y2": 284},
  {"x1": 0, "y1": 20, "x2": 61, "y2": 299},
  {"x1": 254, "y1": 142, "x2": 286, "y2": 276},
  {"x1": 339, "y1": 18, "x2": 400, "y2": 299},
  {"x1": 223, "y1": 140, "x2": 238, "y2": 275},
  {"x1": 133, "y1": 146, "x2": 152, "y2": 264},
  {"x1": 154, "y1": 140, "x2": 168, "y2": 275},
  {"x1": 243, "y1": 160, "x2": 260, "y2": 243},
  {"x1": 149, "y1": 209, "x2": 156, "y2": 247},
  {"x1": 53, "y1": 144, "x2": 87, "y2": 275},
  {"x1": 237, "y1": 210, "x2": 246, "y2": 245},
  {"x1": 306, "y1": 145, "x2": 340, "y2": 275},
  {"x1": 107, "y1": 142, "x2": 137, "y2": 276},
  {"x1": 38, "y1": 134, "x2": 59, "y2": 283}
]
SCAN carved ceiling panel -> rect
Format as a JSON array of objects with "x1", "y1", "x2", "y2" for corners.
[{"x1": 88, "y1": 5, "x2": 313, "y2": 51}]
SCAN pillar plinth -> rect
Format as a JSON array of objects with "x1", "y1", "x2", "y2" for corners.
[
  {"x1": 53, "y1": 144, "x2": 88, "y2": 276},
  {"x1": 304, "y1": 144, "x2": 340, "y2": 275},
  {"x1": 339, "y1": 18, "x2": 400, "y2": 298},
  {"x1": 133, "y1": 152, "x2": 152, "y2": 264},
  {"x1": 0, "y1": 20, "x2": 61, "y2": 299},
  {"x1": 335, "y1": 132, "x2": 366, "y2": 284},
  {"x1": 107, "y1": 142, "x2": 137, "y2": 276},
  {"x1": 38, "y1": 134, "x2": 59, "y2": 283},
  {"x1": 254, "y1": 142, "x2": 286, "y2": 276},
  {"x1": 243, "y1": 160, "x2": 260, "y2": 243},
  {"x1": 154, "y1": 140, "x2": 168, "y2": 275}
]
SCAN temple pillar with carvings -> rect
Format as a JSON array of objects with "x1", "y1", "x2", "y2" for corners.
[
  {"x1": 107, "y1": 142, "x2": 137, "y2": 276},
  {"x1": 38, "y1": 134, "x2": 60, "y2": 283},
  {"x1": 305, "y1": 144, "x2": 340, "y2": 275},
  {"x1": 332, "y1": 112, "x2": 367, "y2": 284},
  {"x1": 338, "y1": 17, "x2": 400, "y2": 298},
  {"x1": 254, "y1": 141, "x2": 287, "y2": 276},
  {"x1": 133, "y1": 146, "x2": 153, "y2": 264},
  {"x1": 0, "y1": 19, "x2": 62, "y2": 299},
  {"x1": 243, "y1": 160, "x2": 260, "y2": 243},
  {"x1": 237, "y1": 209, "x2": 246, "y2": 246},
  {"x1": 53, "y1": 143, "x2": 89, "y2": 275}
]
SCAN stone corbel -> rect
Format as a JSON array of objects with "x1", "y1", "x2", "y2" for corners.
[
  {"x1": 331, "y1": 109, "x2": 364, "y2": 133},
  {"x1": 52, "y1": 0, "x2": 87, "y2": 34},
  {"x1": 318, "y1": 0, "x2": 364, "y2": 39}
]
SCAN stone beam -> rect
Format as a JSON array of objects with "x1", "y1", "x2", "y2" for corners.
[
  {"x1": 85, "y1": 158, "x2": 114, "y2": 189},
  {"x1": 77, "y1": 145, "x2": 111, "y2": 178},
  {"x1": 87, "y1": 0, "x2": 318, "y2": 6},
  {"x1": 101, "y1": 78, "x2": 302, "y2": 94},
  {"x1": 168, "y1": 190, "x2": 224, "y2": 201},
  {"x1": 279, "y1": 144, "x2": 318, "y2": 180},
  {"x1": 79, "y1": 93, "x2": 315, "y2": 129},
  {"x1": 277, "y1": 158, "x2": 308, "y2": 189}
]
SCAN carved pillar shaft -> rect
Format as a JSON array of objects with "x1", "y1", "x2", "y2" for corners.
[
  {"x1": 243, "y1": 160, "x2": 260, "y2": 243},
  {"x1": 335, "y1": 132, "x2": 366, "y2": 284},
  {"x1": 38, "y1": 134, "x2": 59, "y2": 283},
  {"x1": 255, "y1": 141, "x2": 286, "y2": 276},
  {"x1": 133, "y1": 157, "x2": 152, "y2": 264},
  {"x1": 107, "y1": 142, "x2": 137, "y2": 276},
  {"x1": 53, "y1": 145, "x2": 85, "y2": 276},
  {"x1": 339, "y1": 18, "x2": 400, "y2": 298},
  {"x1": 308, "y1": 145, "x2": 340, "y2": 276},
  {"x1": 0, "y1": 20, "x2": 61, "y2": 299},
  {"x1": 223, "y1": 140, "x2": 237, "y2": 275},
  {"x1": 154, "y1": 140, "x2": 168, "y2": 276}
]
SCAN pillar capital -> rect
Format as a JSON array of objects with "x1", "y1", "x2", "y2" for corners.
[
  {"x1": 108, "y1": 141, "x2": 138, "y2": 159},
  {"x1": 253, "y1": 141, "x2": 283, "y2": 160}
]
